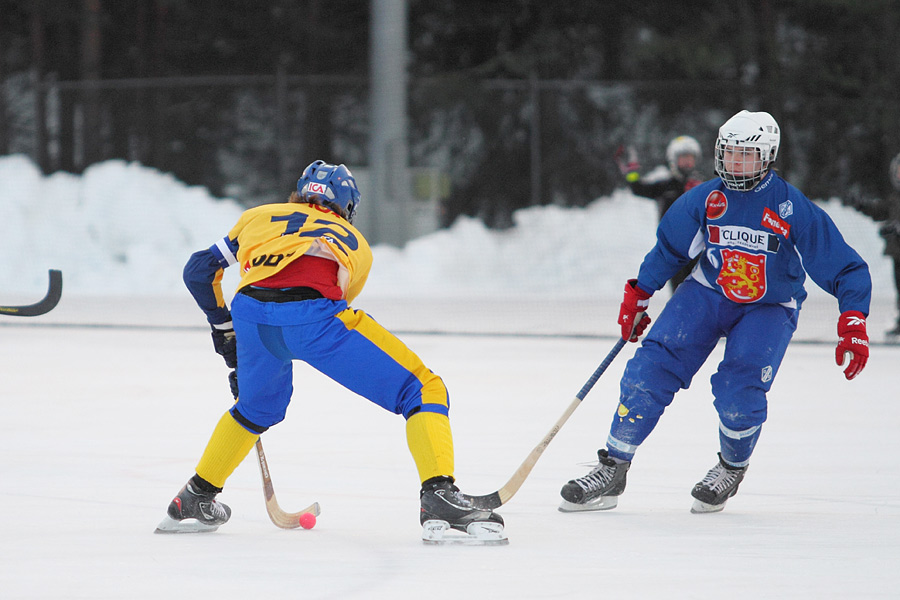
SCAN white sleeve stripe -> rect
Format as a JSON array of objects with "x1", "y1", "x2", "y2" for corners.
[{"x1": 215, "y1": 238, "x2": 238, "y2": 266}]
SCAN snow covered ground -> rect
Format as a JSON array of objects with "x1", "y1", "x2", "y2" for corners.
[{"x1": 1, "y1": 156, "x2": 899, "y2": 598}]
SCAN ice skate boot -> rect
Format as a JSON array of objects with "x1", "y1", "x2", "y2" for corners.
[
  {"x1": 559, "y1": 449, "x2": 630, "y2": 512},
  {"x1": 420, "y1": 476, "x2": 507, "y2": 545},
  {"x1": 690, "y1": 453, "x2": 747, "y2": 514},
  {"x1": 154, "y1": 478, "x2": 232, "y2": 533}
]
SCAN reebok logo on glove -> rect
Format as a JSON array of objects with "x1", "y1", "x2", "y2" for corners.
[
  {"x1": 835, "y1": 311, "x2": 868, "y2": 380},
  {"x1": 618, "y1": 279, "x2": 652, "y2": 342}
]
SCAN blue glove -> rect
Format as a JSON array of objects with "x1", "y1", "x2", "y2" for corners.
[{"x1": 211, "y1": 321, "x2": 237, "y2": 368}]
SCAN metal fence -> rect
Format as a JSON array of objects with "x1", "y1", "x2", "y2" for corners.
[{"x1": 2, "y1": 70, "x2": 819, "y2": 243}]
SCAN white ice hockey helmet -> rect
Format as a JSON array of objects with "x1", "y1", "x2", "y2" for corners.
[
  {"x1": 715, "y1": 110, "x2": 781, "y2": 191},
  {"x1": 666, "y1": 135, "x2": 701, "y2": 174}
]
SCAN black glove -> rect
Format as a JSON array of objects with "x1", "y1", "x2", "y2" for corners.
[
  {"x1": 211, "y1": 321, "x2": 237, "y2": 368},
  {"x1": 228, "y1": 370, "x2": 239, "y2": 400}
]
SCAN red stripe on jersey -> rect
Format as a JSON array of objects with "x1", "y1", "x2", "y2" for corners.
[{"x1": 254, "y1": 255, "x2": 343, "y2": 300}]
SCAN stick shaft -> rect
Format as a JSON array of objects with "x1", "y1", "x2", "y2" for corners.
[{"x1": 471, "y1": 337, "x2": 627, "y2": 509}]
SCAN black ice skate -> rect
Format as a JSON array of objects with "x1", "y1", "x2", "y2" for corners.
[
  {"x1": 419, "y1": 477, "x2": 507, "y2": 545},
  {"x1": 559, "y1": 449, "x2": 630, "y2": 512},
  {"x1": 154, "y1": 479, "x2": 232, "y2": 533},
  {"x1": 690, "y1": 453, "x2": 748, "y2": 514}
]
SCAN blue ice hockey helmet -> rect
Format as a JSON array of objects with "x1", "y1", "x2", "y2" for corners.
[{"x1": 297, "y1": 160, "x2": 361, "y2": 223}]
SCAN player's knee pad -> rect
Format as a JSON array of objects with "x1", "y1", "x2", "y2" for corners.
[
  {"x1": 620, "y1": 361, "x2": 682, "y2": 415},
  {"x1": 399, "y1": 373, "x2": 449, "y2": 419},
  {"x1": 230, "y1": 390, "x2": 291, "y2": 429},
  {"x1": 230, "y1": 406, "x2": 269, "y2": 434},
  {"x1": 403, "y1": 402, "x2": 450, "y2": 420},
  {"x1": 712, "y1": 391, "x2": 768, "y2": 431}
]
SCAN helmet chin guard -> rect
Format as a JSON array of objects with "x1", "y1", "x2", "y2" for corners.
[{"x1": 715, "y1": 110, "x2": 780, "y2": 191}]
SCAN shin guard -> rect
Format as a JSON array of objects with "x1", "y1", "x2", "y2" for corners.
[
  {"x1": 406, "y1": 411, "x2": 455, "y2": 483},
  {"x1": 195, "y1": 411, "x2": 260, "y2": 489}
]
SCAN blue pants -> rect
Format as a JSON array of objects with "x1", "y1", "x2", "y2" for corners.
[
  {"x1": 229, "y1": 293, "x2": 449, "y2": 430},
  {"x1": 607, "y1": 280, "x2": 798, "y2": 466}
]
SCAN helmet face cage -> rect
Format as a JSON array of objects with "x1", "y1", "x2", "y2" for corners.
[
  {"x1": 715, "y1": 140, "x2": 770, "y2": 191},
  {"x1": 714, "y1": 111, "x2": 780, "y2": 191},
  {"x1": 297, "y1": 161, "x2": 361, "y2": 223}
]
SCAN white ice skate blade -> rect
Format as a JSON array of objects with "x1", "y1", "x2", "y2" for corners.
[
  {"x1": 558, "y1": 496, "x2": 618, "y2": 513},
  {"x1": 154, "y1": 515, "x2": 220, "y2": 534},
  {"x1": 421, "y1": 519, "x2": 509, "y2": 546},
  {"x1": 690, "y1": 499, "x2": 726, "y2": 514}
]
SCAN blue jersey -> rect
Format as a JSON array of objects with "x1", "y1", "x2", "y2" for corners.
[{"x1": 635, "y1": 171, "x2": 872, "y2": 314}]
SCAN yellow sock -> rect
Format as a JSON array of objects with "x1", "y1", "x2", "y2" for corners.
[
  {"x1": 406, "y1": 411, "x2": 454, "y2": 483},
  {"x1": 195, "y1": 411, "x2": 259, "y2": 489}
]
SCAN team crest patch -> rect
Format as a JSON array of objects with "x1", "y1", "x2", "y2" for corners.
[
  {"x1": 716, "y1": 249, "x2": 767, "y2": 303},
  {"x1": 761, "y1": 365, "x2": 773, "y2": 383},
  {"x1": 779, "y1": 200, "x2": 793, "y2": 219},
  {"x1": 706, "y1": 191, "x2": 727, "y2": 220}
]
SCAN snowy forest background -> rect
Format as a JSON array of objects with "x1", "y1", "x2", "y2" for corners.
[{"x1": 2, "y1": 1, "x2": 900, "y2": 229}]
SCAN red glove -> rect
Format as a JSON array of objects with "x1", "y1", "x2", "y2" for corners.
[
  {"x1": 614, "y1": 145, "x2": 640, "y2": 177},
  {"x1": 835, "y1": 310, "x2": 868, "y2": 380},
  {"x1": 618, "y1": 279, "x2": 652, "y2": 342}
]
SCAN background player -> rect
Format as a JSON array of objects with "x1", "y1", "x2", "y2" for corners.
[
  {"x1": 562, "y1": 110, "x2": 872, "y2": 514},
  {"x1": 618, "y1": 135, "x2": 704, "y2": 290},
  {"x1": 155, "y1": 160, "x2": 504, "y2": 543}
]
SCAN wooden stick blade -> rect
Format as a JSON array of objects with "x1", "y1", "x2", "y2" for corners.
[{"x1": 255, "y1": 439, "x2": 320, "y2": 529}]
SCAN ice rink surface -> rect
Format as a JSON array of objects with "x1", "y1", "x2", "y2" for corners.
[{"x1": 2, "y1": 297, "x2": 898, "y2": 600}]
